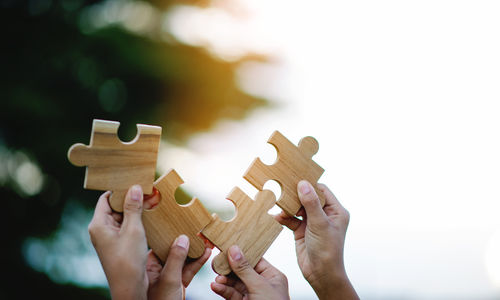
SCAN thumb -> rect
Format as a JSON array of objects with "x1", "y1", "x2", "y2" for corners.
[
  {"x1": 160, "y1": 235, "x2": 189, "y2": 287},
  {"x1": 227, "y1": 246, "x2": 263, "y2": 289},
  {"x1": 122, "y1": 185, "x2": 144, "y2": 232},
  {"x1": 297, "y1": 180, "x2": 327, "y2": 225}
]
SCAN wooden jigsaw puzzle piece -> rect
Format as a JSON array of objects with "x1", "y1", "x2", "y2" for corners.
[
  {"x1": 202, "y1": 187, "x2": 283, "y2": 275},
  {"x1": 243, "y1": 130, "x2": 325, "y2": 216},
  {"x1": 142, "y1": 169, "x2": 214, "y2": 261},
  {"x1": 68, "y1": 119, "x2": 161, "y2": 212}
]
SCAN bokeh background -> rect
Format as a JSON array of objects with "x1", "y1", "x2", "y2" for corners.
[{"x1": 2, "y1": 0, "x2": 500, "y2": 299}]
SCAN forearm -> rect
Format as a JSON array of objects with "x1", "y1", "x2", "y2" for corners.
[
  {"x1": 105, "y1": 267, "x2": 147, "y2": 300},
  {"x1": 109, "y1": 284, "x2": 147, "y2": 300},
  {"x1": 311, "y1": 272, "x2": 359, "y2": 300}
]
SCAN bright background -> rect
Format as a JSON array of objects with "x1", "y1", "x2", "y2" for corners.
[
  {"x1": 159, "y1": 0, "x2": 500, "y2": 299},
  {"x1": 5, "y1": 0, "x2": 500, "y2": 299}
]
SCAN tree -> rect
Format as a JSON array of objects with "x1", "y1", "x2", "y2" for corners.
[{"x1": 0, "y1": 0, "x2": 266, "y2": 298}]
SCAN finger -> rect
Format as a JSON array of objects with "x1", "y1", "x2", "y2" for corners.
[
  {"x1": 227, "y1": 245, "x2": 263, "y2": 289},
  {"x1": 91, "y1": 191, "x2": 112, "y2": 223},
  {"x1": 121, "y1": 185, "x2": 144, "y2": 233},
  {"x1": 215, "y1": 276, "x2": 247, "y2": 295},
  {"x1": 146, "y1": 250, "x2": 162, "y2": 287},
  {"x1": 297, "y1": 180, "x2": 328, "y2": 225},
  {"x1": 296, "y1": 207, "x2": 306, "y2": 217},
  {"x1": 317, "y1": 183, "x2": 344, "y2": 210},
  {"x1": 317, "y1": 183, "x2": 350, "y2": 223},
  {"x1": 199, "y1": 233, "x2": 215, "y2": 249},
  {"x1": 210, "y1": 282, "x2": 244, "y2": 300},
  {"x1": 182, "y1": 247, "x2": 212, "y2": 287},
  {"x1": 110, "y1": 211, "x2": 123, "y2": 225},
  {"x1": 215, "y1": 275, "x2": 232, "y2": 285},
  {"x1": 274, "y1": 211, "x2": 302, "y2": 231},
  {"x1": 143, "y1": 187, "x2": 160, "y2": 210},
  {"x1": 160, "y1": 235, "x2": 189, "y2": 286},
  {"x1": 253, "y1": 257, "x2": 274, "y2": 274},
  {"x1": 88, "y1": 192, "x2": 113, "y2": 244}
]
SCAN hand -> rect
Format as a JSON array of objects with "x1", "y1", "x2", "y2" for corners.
[
  {"x1": 88, "y1": 186, "x2": 149, "y2": 299},
  {"x1": 88, "y1": 185, "x2": 211, "y2": 300},
  {"x1": 143, "y1": 187, "x2": 213, "y2": 299},
  {"x1": 275, "y1": 180, "x2": 359, "y2": 300},
  {"x1": 210, "y1": 245, "x2": 289, "y2": 300},
  {"x1": 146, "y1": 237, "x2": 212, "y2": 300}
]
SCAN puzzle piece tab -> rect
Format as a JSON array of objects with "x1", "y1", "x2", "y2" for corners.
[
  {"x1": 202, "y1": 187, "x2": 283, "y2": 275},
  {"x1": 142, "y1": 169, "x2": 213, "y2": 261},
  {"x1": 68, "y1": 119, "x2": 161, "y2": 212},
  {"x1": 243, "y1": 131, "x2": 325, "y2": 216}
]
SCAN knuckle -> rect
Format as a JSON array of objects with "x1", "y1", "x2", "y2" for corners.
[
  {"x1": 123, "y1": 200, "x2": 141, "y2": 212},
  {"x1": 278, "y1": 271, "x2": 288, "y2": 283},
  {"x1": 169, "y1": 245, "x2": 188, "y2": 260},
  {"x1": 303, "y1": 193, "x2": 319, "y2": 206},
  {"x1": 87, "y1": 222, "x2": 101, "y2": 242},
  {"x1": 87, "y1": 223, "x2": 95, "y2": 235},
  {"x1": 342, "y1": 208, "x2": 351, "y2": 224},
  {"x1": 233, "y1": 258, "x2": 251, "y2": 274}
]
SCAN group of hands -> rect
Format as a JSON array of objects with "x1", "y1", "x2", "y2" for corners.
[{"x1": 89, "y1": 180, "x2": 359, "y2": 300}]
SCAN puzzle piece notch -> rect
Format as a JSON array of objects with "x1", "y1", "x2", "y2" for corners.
[
  {"x1": 142, "y1": 169, "x2": 213, "y2": 261},
  {"x1": 202, "y1": 187, "x2": 283, "y2": 275},
  {"x1": 68, "y1": 119, "x2": 161, "y2": 212},
  {"x1": 243, "y1": 130, "x2": 325, "y2": 216}
]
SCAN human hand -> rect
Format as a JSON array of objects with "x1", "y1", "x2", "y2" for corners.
[
  {"x1": 88, "y1": 185, "x2": 211, "y2": 300},
  {"x1": 146, "y1": 237, "x2": 212, "y2": 300},
  {"x1": 210, "y1": 245, "x2": 289, "y2": 300},
  {"x1": 275, "y1": 180, "x2": 359, "y2": 300},
  {"x1": 88, "y1": 186, "x2": 149, "y2": 299}
]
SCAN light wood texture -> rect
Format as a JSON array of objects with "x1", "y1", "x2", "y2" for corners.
[
  {"x1": 67, "y1": 119, "x2": 161, "y2": 212},
  {"x1": 243, "y1": 130, "x2": 325, "y2": 216},
  {"x1": 142, "y1": 169, "x2": 213, "y2": 261},
  {"x1": 202, "y1": 187, "x2": 283, "y2": 275}
]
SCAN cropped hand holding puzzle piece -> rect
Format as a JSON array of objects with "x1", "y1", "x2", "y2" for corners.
[{"x1": 68, "y1": 119, "x2": 325, "y2": 275}]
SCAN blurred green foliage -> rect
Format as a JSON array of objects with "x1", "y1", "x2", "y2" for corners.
[{"x1": 0, "y1": 0, "x2": 265, "y2": 298}]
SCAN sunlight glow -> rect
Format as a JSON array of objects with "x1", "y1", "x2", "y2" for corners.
[
  {"x1": 162, "y1": 1, "x2": 500, "y2": 299},
  {"x1": 44, "y1": 0, "x2": 500, "y2": 298}
]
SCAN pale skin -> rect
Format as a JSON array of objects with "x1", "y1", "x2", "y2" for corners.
[
  {"x1": 213, "y1": 180, "x2": 358, "y2": 300},
  {"x1": 88, "y1": 185, "x2": 212, "y2": 300}
]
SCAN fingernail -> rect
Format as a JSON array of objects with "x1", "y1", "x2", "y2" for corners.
[
  {"x1": 298, "y1": 181, "x2": 311, "y2": 195},
  {"x1": 175, "y1": 235, "x2": 189, "y2": 250},
  {"x1": 215, "y1": 275, "x2": 226, "y2": 284},
  {"x1": 229, "y1": 245, "x2": 242, "y2": 261},
  {"x1": 212, "y1": 282, "x2": 224, "y2": 293},
  {"x1": 131, "y1": 185, "x2": 142, "y2": 202}
]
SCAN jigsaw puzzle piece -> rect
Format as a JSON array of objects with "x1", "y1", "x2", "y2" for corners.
[
  {"x1": 142, "y1": 169, "x2": 213, "y2": 261},
  {"x1": 68, "y1": 119, "x2": 161, "y2": 212},
  {"x1": 202, "y1": 187, "x2": 283, "y2": 275},
  {"x1": 243, "y1": 130, "x2": 325, "y2": 216}
]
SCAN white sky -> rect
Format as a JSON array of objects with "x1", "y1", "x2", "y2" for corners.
[{"x1": 157, "y1": 1, "x2": 500, "y2": 299}]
